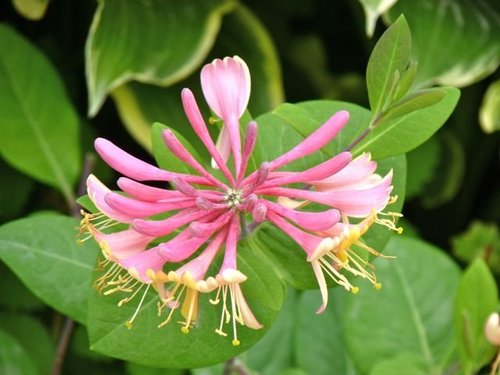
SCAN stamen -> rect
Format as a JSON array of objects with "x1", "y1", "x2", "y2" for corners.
[{"x1": 125, "y1": 284, "x2": 151, "y2": 329}]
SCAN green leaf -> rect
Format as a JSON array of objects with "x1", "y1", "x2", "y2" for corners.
[
  {"x1": 11, "y1": 0, "x2": 49, "y2": 20},
  {"x1": 86, "y1": 0, "x2": 235, "y2": 116},
  {"x1": 151, "y1": 122, "x2": 204, "y2": 175},
  {"x1": 366, "y1": 15, "x2": 412, "y2": 115},
  {"x1": 0, "y1": 24, "x2": 81, "y2": 202},
  {"x1": 352, "y1": 87, "x2": 460, "y2": 159},
  {"x1": 452, "y1": 221, "x2": 500, "y2": 272},
  {"x1": 0, "y1": 215, "x2": 99, "y2": 324},
  {"x1": 358, "y1": 0, "x2": 399, "y2": 37},
  {"x1": 0, "y1": 329, "x2": 38, "y2": 375},
  {"x1": 126, "y1": 362, "x2": 185, "y2": 375},
  {"x1": 245, "y1": 289, "x2": 297, "y2": 375},
  {"x1": 480, "y1": 79, "x2": 500, "y2": 134},
  {"x1": 344, "y1": 236, "x2": 461, "y2": 374},
  {"x1": 212, "y1": 4, "x2": 284, "y2": 116},
  {"x1": 369, "y1": 353, "x2": 430, "y2": 375},
  {"x1": 87, "y1": 240, "x2": 285, "y2": 368},
  {"x1": 388, "y1": 0, "x2": 500, "y2": 88},
  {"x1": 295, "y1": 289, "x2": 358, "y2": 375},
  {"x1": 0, "y1": 313, "x2": 54, "y2": 374},
  {"x1": 455, "y1": 259, "x2": 497, "y2": 373},
  {"x1": 380, "y1": 89, "x2": 446, "y2": 124},
  {"x1": 405, "y1": 137, "x2": 440, "y2": 199}
]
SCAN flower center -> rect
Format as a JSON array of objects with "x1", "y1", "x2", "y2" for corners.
[{"x1": 224, "y1": 188, "x2": 243, "y2": 208}]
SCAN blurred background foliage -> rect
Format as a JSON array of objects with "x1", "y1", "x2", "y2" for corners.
[{"x1": 0, "y1": 0, "x2": 499, "y2": 374}]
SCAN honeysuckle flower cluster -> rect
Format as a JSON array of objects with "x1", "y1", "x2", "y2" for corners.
[{"x1": 79, "y1": 56, "x2": 400, "y2": 346}]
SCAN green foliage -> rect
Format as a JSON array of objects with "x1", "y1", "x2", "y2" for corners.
[
  {"x1": 0, "y1": 329, "x2": 38, "y2": 375},
  {"x1": 480, "y1": 80, "x2": 500, "y2": 133},
  {"x1": 344, "y1": 236, "x2": 461, "y2": 375},
  {"x1": 0, "y1": 25, "x2": 81, "y2": 203},
  {"x1": 388, "y1": 0, "x2": 500, "y2": 87},
  {"x1": 454, "y1": 259, "x2": 497, "y2": 373},
  {"x1": 0, "y1": 215, "x2": 98, "y2": 324},
  {"x1": 358, "y1": 0, "x2": 399, "y2": 37},
  {"x1": 86, "y1": 0, "x2": 235, "y2": 116},
  {"x1": 11, "y1": 0, "x2": 49, "y2": 20}
]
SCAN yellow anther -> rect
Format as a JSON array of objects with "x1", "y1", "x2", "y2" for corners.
[
  {"x1": 232, "y1": 339, "x2": 240, "y2": 347},
  {"x1": 125, "y1": 321, "x2": 133, "y2": 330},
  {"x1": 181, "y1": 326, "x2": 190, "y2": 334},
  {"x1": 374, "y1": 283, "x2": 382, "y2": 290},
  {"x1": 351, "y1": 287, "x2": 360, "y2": 294}
]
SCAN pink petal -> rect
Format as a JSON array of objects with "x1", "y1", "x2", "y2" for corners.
[
  {"x1": 104, "y1": 192, "x2": 196, "y2": 218},
  {"x1": 133, "y1": 208, "x2": 216, "y2": 237},
  {"x1": 213, "y1": 125, "x2": 232, "y2": 168},
  {"x1": 201, "y1": 56, "x2": 249, "y2": 174},
  {"x1": 220, "y1": 215, "x2": 240, "y2": 271},
  {"x1": 189, "y1": 210, "x2": 235, "y2": 238},
  {"x1": 266, "y1": 211, "x2": 330, "y2": 258},
  {"x1": 181, "y1": 88, "x2": 235, "y2": 184},
  {"x1": 94, "y1": 138, "x2": 206, "y2": 184},
  {"x1": 310, "y1": 153, "x2": 378, "y2": 190},
  {"x1": 95, "y1": 228, "x2": 153, "y2": 260},
  {"x1": 158, "y1": 230, "x2": 209, "y2": 263},
  {"x1": 264, "y1": 201, "x2": 340, "y2": 231},
  {"x1": 261, "y1": 152, "x2": 352, "y2": 188},
  {"x1": 267, "y1": 111, "x2": 349, "y2": 171},
  {"x1": 118, "y1": 247, "x2": 167, "y2": 283},
  {"x1": 258, "y1": 171, "x2": 393, "y2": 217},
  {"x1": 238, "y1": 121, "x2": 258, "y2": 181},
  {"x1": 200, "y1": 56, "x2": 250, "y2": 125},
  {"x1": 117, "y1": 177, "x2": 184, "y2": 202},
  {"x1": 86, "y1": 174, "x2": 132, "y2": 223},
  {"x1": 162, "y1": 129, "x2": 227, "y2": 190}
]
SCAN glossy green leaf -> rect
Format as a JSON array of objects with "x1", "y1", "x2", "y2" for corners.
[
  {"x1": 86, "y1": 0, "x2": 234, "y2": 116},
  {"x1": 245, "y1": 289, "x2": 298, "y2": 374},
  {"x1": 0, "y1": 313, "x2": 54, "y2": 374},
  {"x1": 0, "y1": 24, "x2": 80, "y2": 202},
  {"x1": 352, "y1": 87, "x2": 460, "y2": 159},
  {"x1": 344, "y1": 236, "x2": 461, "y2": 374},
  {"x1": 379, "y1": 89, "x2": 445, "y2": 124},
  {"x1": 366, "y1": 15, "x2": 411, "y2": 115},
  {"x1": 212, "y1": 4, "x2": 284, "y2": 116},
  {"x1": 369, "y1": 353, "x2": 430, "y2": 375},
  {"x1": 87, "y1": 240, "x2": 285, "y2": 368},
  {"x1": 455, "y1": 259, "x2": 497, "y2": 372},
  {"x1": 388, "y1": 0, "x2": 500, "y2": 88},
  {"x1": 295, "y1": 289, "x2": 358, "y2": 375},
  {"x1": 405, "y1": 136, "x2": 440, "y2": 199},
  {"x1": 0, "y1": 215, "x2": 99, "y2": 324},
  {"x1": 480, "y1": 80, "x2": 500, "y2": 134},
  {"x1": 358, "y1": 0, "x2": 399, "y2": 37},
  {"x1": 0, "y1": 329, "x2": 38, "y2": 375},
  {"x1": 126, "y1": 362, "x2": 184, "y2": 375},
  {"x1": 11, "y1": 0, "x2": 49, "y2": 20}
]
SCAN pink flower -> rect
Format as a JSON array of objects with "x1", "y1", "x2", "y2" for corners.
[{"x1": 79, "y1": 56, "x2": 399, "y2": 344}]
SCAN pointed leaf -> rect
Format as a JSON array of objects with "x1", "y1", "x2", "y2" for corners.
[
  {"x1": 0, "y1": 25, "x2": 80, "y2": 202},
  {"x1": 344, "y1": 236, "x2": 461, "y2": 374},
  {"x1": 86, "y1": 0, "x2": 235, "y2": 116},
  {"x1": 11, "y1": 0, "x2": 49, "y2": 20},
  {"x1": 358, "y1": 0, "x2": 399, "y2": 37},
  {"x1": 0, "y1": 215, "x2": 99, "y2": 324},
  {"x1": 454, "y1": 259, "x2": 497, "y2": 372},
  {"x1": 352, "y1": 87, "x2": 459, "y2": 159},
  {"x1": 366, "y1": 15, "x2": 412, "y2": 114},
  {"x1": 380, "y1": 89, "x2": 445, "y2": 124}
]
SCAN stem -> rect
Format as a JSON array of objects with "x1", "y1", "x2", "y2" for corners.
[
  {"x1": 51, "y1": 318, "x2": 74, "y2": 375},
  {"x1": 223, "y1": 357, "x2": 249, "y2": 375}
]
